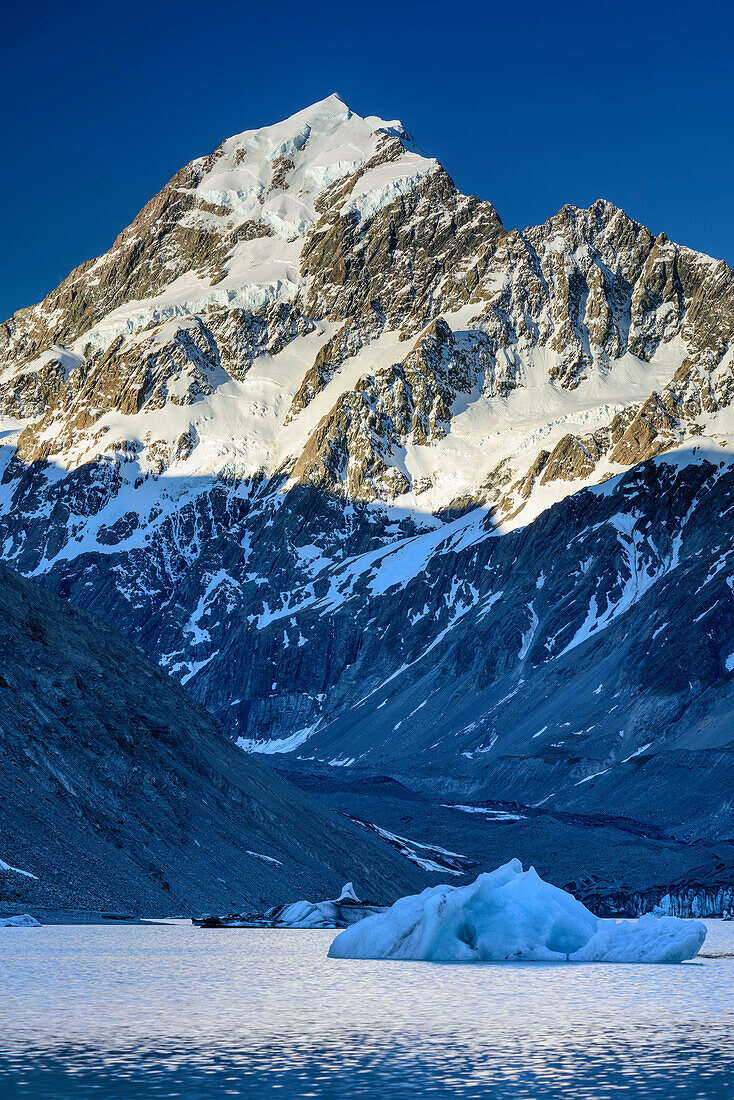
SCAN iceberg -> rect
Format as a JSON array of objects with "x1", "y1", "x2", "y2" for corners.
[
  {"x1": 194, "y1": 882, "x2": 386, "y2": 929},
  {"x1": 0, "y1": 913, "x2": 41, "y2": 928},
  {"x1": 262, "y1": 881, "x2": 384, "y2": 929},
  {"x1": 328, "y1": 860, "x2": 707, "y2": 963}
]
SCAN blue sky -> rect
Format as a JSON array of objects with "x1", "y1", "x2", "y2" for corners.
[{"x1": 2, "y1": 0, "x2": 732, "y2": 319}]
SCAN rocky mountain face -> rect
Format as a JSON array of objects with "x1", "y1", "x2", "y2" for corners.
[
  {"x1": 1, "y1": 94, "x2": 733, "y2": 901},
  {"x1": 0, "y1": 561, "x2": 431, "y2": 916}
]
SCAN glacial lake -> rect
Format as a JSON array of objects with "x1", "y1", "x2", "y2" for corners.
[{"x1": 1, "y1": 919, "x2": 733, "y2": 1098}]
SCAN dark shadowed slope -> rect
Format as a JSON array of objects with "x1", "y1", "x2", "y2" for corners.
[{"x1": 0, "y1": 563, "x2": 429, "y2": 917}]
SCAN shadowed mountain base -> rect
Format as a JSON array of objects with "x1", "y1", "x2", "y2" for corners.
[{"x1": 0, "y1": 564, "x2": 430, "y2": 917}]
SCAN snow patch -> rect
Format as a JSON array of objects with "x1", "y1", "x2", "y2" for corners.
[
  {"x1": 444, "y1": 805, "x2": 525, "y2": 821},
  {"x1": 0, "y1": 857, "x2": 37, "y2": 880},
  {"x1": 245, "y1": 850, "x2": 283, "y2": 866},
  {"x1": 237, "y1": 720, "x2": 321, "y2": 755}
]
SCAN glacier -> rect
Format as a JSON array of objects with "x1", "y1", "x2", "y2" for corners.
[{"x1": 328, "y1": 860, "x2": 707, "y2": 963}]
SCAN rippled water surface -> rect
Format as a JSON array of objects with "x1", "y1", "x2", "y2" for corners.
[{"x1": 1, "y1": 919, "x2": 733, "y2": 1098}]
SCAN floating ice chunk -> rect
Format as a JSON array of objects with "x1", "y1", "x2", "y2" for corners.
[
  {"x1": 0, "y1": 914, "x2": 41, "y2": 928},
  {"x1": 328, "y1": 860, "x2": 706, "y2": 963},
  {"x1": 569, "y1": 912, "x2": 706, "y2": 962},
  {"x1": 194, "y1": 883, "x2": 385, "y2": 929},
  {"x1": 262, "y1": 882, "x2": 383, "y2": 928}
]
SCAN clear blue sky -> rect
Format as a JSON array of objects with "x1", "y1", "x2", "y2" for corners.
[{"x1": 2, "y1": 0, "x2": 732, "y2": 320}]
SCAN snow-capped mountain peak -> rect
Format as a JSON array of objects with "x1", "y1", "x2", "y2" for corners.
[{"x1": 1, "y1": 97, "x2": 734, "y2": 848}]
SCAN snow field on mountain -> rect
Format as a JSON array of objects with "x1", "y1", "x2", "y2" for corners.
[
  {"x1": 38, "y1": 311, "x2": 708, "y2": 567},
  {"x1": 392, "y1": 335, "x2": 697, "y2": 518},
  {"x1": 72, "y1": 95, "x2": 437, "y2": 350}
]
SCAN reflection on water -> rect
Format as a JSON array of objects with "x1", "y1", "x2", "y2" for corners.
[{"x1": 1, "y1": 920, "x2": 732, "y2": 1098}]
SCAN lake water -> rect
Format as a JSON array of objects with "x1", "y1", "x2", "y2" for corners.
[{"x1": 1, "y1": 919, "x2": 733, "y2": 1098}]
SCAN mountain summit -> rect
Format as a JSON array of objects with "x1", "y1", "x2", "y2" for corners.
[{"x1": 1, "y1": 98, "x2": 734, "y2": 905}]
